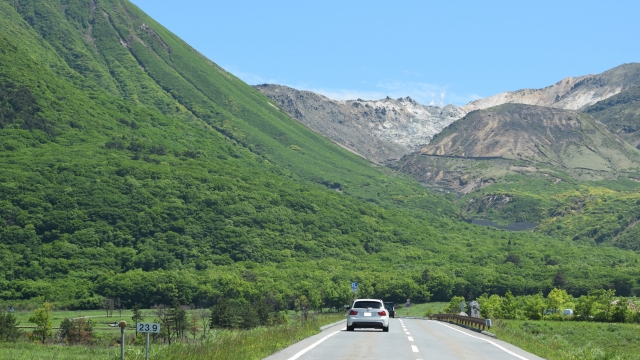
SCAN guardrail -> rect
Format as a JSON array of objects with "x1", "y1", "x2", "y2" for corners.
[{"x1": 429, "y1": 314, "x2": 491, "y2": 331}]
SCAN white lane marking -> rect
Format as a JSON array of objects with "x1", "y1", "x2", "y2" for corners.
[
  {"x1": 431, "y1": 321, "x2": 530, "y2": 360},
  {"x1": 408, "y1": 336, "x2": 414, "y2": 341},
  {"x1": 287, "y1": 328, "x2": 344, "y2": 360},
  {"x1": 405, "y1": 332, "x2": 410, "y2": 335},
  {"x1": 411, "y1": 345, "x2": 419, "y2": 353}
]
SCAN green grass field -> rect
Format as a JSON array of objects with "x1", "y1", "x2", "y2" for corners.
[
  {"x1": 393, "y1": 302, "x2": 447, "y2": 317},
  {"x1": 492, "y1": 320, "x2": 640, "y2": 360},
  {"x1": 0, "y1": 312, "x2": 344, "y2": 360}
]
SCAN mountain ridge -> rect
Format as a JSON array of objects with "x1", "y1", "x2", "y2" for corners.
[
  {"x1": 463, "y1": 63, "x2": 640, "y2": 112},
  {"x1": 255, "y1": 84, "x2": 466, "y2": 164}
]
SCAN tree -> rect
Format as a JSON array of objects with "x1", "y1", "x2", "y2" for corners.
[
  {"x1": 101, "y1": 297, "x2": 115, "y2": 317},
  {"x1": 29, "y1": 302, "x2": 53, "y2": 344},
  {"x1": 153, "y1": 305, "x2": 171, "y2": 344},
  {"x1": 132, "y1": 305, "x2": 144, "y2": 335},
  {"x1": 553, "y1": 272, "x2": 567, "y2": 288},
  {"x1": 575, "y1": 294, "x2": 597, "y2": 320},
  {"x1": 546, "y1": 288, "x2": 574, "y2": 316},
  {"x1": 427, "y1": 271, "x2": 454, "y2": 302},
  {"x1": 420, "y1": 269, "x2": 430, "y2": 285},
  {"x1": 0, "y1": 310, "x2": 21, "y2": 342},
  {"x1": 523, "y1": 293, "x2": 545, "y2": 320},
  {"x1": 115, "y1": 297, "x2": 122, "y2": 317},
  {"x1": 169, "y1": 300, "x2": 188, "y2": 340},
  {"x1": 443, "y1": 296, "x2": 466, "y2": 314},
  {"x1": 190, "y1": 312, "x2": 199, "y2": 340},
  {"x1": 477, "y1": 294, "x2": 502, "y2": 319},
  {"x1": 498, "y1": 291, "x2": 519, "y2": 319},
  {"x1": 198, "y1": 309, "x2": 210, "y2": 337},
  {"x1": 588, "y1": 289, "x2": 616, "y2": 322},
  {"x1": 59, "y1": 317, "x2": 93, "y2": 345}
]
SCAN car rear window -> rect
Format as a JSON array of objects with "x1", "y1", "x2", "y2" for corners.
[
  {"x1": 384, "y1": 303, "x2": 394, "y2": 308},
  {"x1": 353, "y1": 301, "x2": 382, "y2": 309}
]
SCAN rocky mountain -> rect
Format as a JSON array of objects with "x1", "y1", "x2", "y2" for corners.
[
  {"x1": 393, "y1": 104, "x2": 640, "y2": 194},
  {"x1": 422, "y1": 103, "x2": 640, "y2": 169},
  {"x1": 585, "y1": 84, "x2": 640, "y2": 147},
  {"x1": 463, "y1": 63, "x2": 640, "y2": 112},
  {"x1": 254, "y1": 84, "x2": 466, "y2": 164}
]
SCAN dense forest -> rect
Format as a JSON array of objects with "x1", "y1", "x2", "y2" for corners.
[{"x1": 0, "y1": 0, "x2": 639, "y2": 312}]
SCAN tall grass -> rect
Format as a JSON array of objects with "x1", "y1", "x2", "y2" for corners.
[
  {"x1": 0, "y1": 314, "x2": 344, "y2": 360},
  {"x1": 492, "y1": 320, "x2": 640, "y2": 360}
]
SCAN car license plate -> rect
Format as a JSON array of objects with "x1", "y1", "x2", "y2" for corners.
[{"x1": 364, "y1": 312, "x2": 372, "y2": 316}]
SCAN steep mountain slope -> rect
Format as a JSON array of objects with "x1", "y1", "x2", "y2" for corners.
[
  {"x1": 463, "y1": 63, "x2": 640, "y2": 112},
  {"x1": 1, "y1": 0, "x2": 639, "y2": 309},
  {"x1": 420, "y1": 104, "x2": 640, "y2": 170},
  {"x1": 1, "y1": 0, "x2": 457, "y2": 210},
  {"x1": 585, "y1": 85, "x2": 640, "y2": 147},
  {"x1": 393, "y1": 104, "x2": 640, "y2": 196},
  {"x1": 255, "y1": 84, "x2": 465, "y2": 164}
]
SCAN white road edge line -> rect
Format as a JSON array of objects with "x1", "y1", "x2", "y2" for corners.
[
  {"x1": 430, "y1": 321, "x2": 530, "y2": 360},
  {"x1": 286, "y1": 328, "x2": 345, "y2": 360},
  {"x1": 411, "y1": 345, "x2": 419, "y2": 353}
]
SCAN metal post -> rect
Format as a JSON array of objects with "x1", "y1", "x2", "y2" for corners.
[
  {"x1": 121, "y1": 327, "x2": 125, "y2": 360},
  {"x1": 145, "y1": 332, "x2": 150, "y2": 360},
  {"x1": 119, "y1": 321, "x2": 127, "y2": 360}
]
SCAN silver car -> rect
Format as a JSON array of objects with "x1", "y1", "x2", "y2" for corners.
[{"x1": 346, "y1": 298, "x2": 389, "y2": 332}]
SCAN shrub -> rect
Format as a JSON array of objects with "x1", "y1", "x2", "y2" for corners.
[{"x1": 0, "y1": 310, "x2": 21, "y2": 342}]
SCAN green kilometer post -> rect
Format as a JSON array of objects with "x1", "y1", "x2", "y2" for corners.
[{"x1": 137, "y1": 322, "x2": 161, "y2": 360}]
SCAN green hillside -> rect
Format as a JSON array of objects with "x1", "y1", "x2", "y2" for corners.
[
  {"x1": 0, "y1": 0, "x2": 639, "y2": 311},
  {"x1": 586, "y1": 85, "x2": 640, "y2": 147}
]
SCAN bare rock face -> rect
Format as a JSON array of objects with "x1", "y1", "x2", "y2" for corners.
[
  {"x1": 420, "y1": 103, "x2": 640, "y2": 171},
  {"x1": 254, "y1": 84, "x2": 466, "y2": 164},
  {"x1": 463, "y1": 63, "x2": 640, "y2": 112}
]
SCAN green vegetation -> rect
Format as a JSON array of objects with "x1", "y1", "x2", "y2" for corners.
[
  {"x1": 586, "y1": 84, "x2": 640, "y2": 144},
  {"x1": 0, "y1": 312, "x2": 344, "y2": 360},
  {"x1": 0, "y1": 3, "x2": 638, "y2": 357},
  {"x1": 460, "y1": 172, "x2": 640, "y2": 250},
  {"x1": 0, "y1": 0, "x2": 639, "y2": 357},
  {"x1": 28, "y1": 302, "x2": 53, "y2": 344},
  {"x1": 492, "y1": 320, "x2": 640, "y2": 360},
  {"x1": 443, "y1": 289, "x2": 640, "y2": 324}
]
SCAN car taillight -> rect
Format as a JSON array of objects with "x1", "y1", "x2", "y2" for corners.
[
  {"x1": 349, "y1": 310, "x2": 358, "y2": 316},
  {"x1": 378, "y1": 311, "x2": 387, "y2": 316}
]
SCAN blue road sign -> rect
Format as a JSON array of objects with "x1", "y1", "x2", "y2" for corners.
[{"x1": 351, "y1": 282, "x2": 358, "y2": 292}]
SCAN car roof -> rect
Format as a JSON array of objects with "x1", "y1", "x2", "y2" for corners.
[{"x1": 353, "y1": 299, "x2": 383, "y2": 303}]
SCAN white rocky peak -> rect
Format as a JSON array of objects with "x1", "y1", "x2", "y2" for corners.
[
  {"x1": 463, "y1": 63, "x2": 640, "y2": 112},
  {"x1": 255, "y1": 84, "x2": 467, "y2": 163}
]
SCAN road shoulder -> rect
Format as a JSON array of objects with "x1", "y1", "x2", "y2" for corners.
[{"x1": 263, "y1": 321, "x2": 346, "y2": 360}]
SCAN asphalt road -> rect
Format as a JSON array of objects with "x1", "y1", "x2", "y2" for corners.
[{"x1": 264, "y1": 318, "x2": 545, "y2": 360}]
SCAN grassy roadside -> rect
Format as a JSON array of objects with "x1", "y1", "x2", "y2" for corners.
[
  {"x1": 492, "y1": 320, "x2": 640, "y2": 360},
  {"x1": 394, "y1": 302, "x2": 447, "y2": 317},
  {"x1": 0, "y1": 313, "x2": 344, "y2": 360}
]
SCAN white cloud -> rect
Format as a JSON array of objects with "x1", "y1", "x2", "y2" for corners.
[
  {"x1": 302, "y1": 82, "x2": 483, "y2": 106},
  {"x1": 228, "y1": 67, "x2": 483, "y2": 106}
]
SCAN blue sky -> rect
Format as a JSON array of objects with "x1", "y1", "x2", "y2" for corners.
[{"x1": 131, "y1": 0, "x2": 640, "y2": 106}]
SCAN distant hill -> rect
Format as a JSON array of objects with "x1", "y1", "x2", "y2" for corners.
[
  {"x1": 421, "y1": 104, "x2": 640, "y2": 170},
  {"x1": 463, "y1": 63, "x2": 640, "y2": 112},
  {"x1": 255, "y1": 84, "x2": 465, "y2": 164},
  {"x1": 585, "y1": 85, "x2": 640, "y2": 147},
  {"x1": 392, "y1": 104, "x2": 640, "y2": 195}
]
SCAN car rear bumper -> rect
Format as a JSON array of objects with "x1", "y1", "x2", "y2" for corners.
[
  {"x1": 347, "y1": 317, "x2": 389, "y2": 328},
  {"x1": 350, "y1": 321, "x2": 386, "y2": 328}
]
